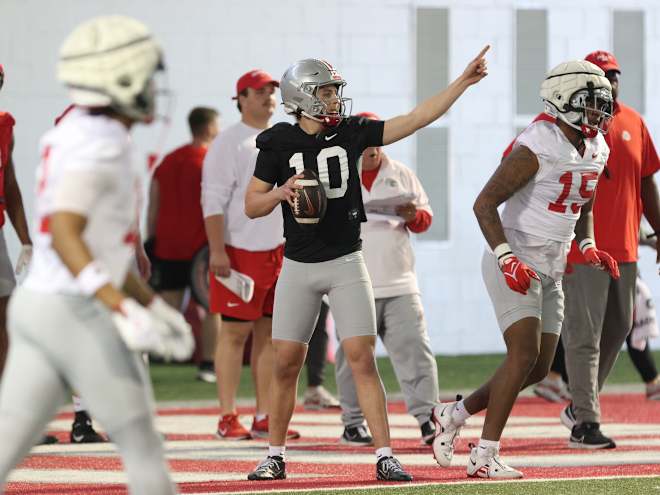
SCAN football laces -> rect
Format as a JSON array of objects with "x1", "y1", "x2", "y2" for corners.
[{"x1": 292, "y1": 194, "x2": 300, "y2": 215}]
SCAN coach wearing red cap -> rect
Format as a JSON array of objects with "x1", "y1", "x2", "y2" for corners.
[
  {"x1": 202, "y1": 69, "x2": 299, "y2": 441},
  {"x1": 559, "y1": 50, "x2": 660, "y2": 448}
]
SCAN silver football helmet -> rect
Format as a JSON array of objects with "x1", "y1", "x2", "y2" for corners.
[
  {"x1": 280, "y1": 59, "x2": 352, "y2": 126},
  {"x1": 540, "y1": 60, "x2": 613, "y2": 138},
  {"x1": 57, "y1": 15, "x2": 163, "y2": 122}
]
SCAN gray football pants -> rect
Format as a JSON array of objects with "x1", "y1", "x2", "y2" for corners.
[
  {"x1": 0, "y1": 287, "x2": 176, "y2": 495},
  {"x1": 272, "y1": 252, "x2": 377, "y2": 343},
  {"x1": 562, "y1": 262, "x2": 636, "y2": 424},
  {"x1": 335, "y1": 293, "x2": 439, "y2": 427}
]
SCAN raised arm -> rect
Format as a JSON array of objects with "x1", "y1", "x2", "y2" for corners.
[{"x1": 382, "y1": 45, "x2": 489, "y2": 146}]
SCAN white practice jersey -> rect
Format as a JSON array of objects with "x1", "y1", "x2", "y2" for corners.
[
  {"x1": 24, "y1": 108, "x2": 141, "y2": 294},
  {"x1": 361, "y1": 154, "x2": 432, "y2": 298},
  {"x1": 501, "y1": 119, "x2": 609, "y2": 243},
  {"x1": 201, "y1": 121, "x2": 283, "y2": 251}
]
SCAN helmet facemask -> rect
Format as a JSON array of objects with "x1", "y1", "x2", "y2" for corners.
[
  {"x1": 126, "y1": 58, "x2": 173, "y2": 124},
  {"x1": 562, "y1": 83, "x2": 613, "y2": 139},
  {"x1": 300, "y1": 82, "x2": 352, "y2": 127}
]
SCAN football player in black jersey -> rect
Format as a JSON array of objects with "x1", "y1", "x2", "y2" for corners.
[{"x1": 244, "y1": 47, "x2": 489, "y2": 482}]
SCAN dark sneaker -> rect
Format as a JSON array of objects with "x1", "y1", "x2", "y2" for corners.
[
  {"x1": 70, "y1": 412, "x2": 107, "y2": 443},
  {"x1": 569, "y1": 422, "x2": 616, "y2": 449},
  {"x1": 560, "y1": 403, "x2": 576, "y2": 430},
  {"x1": 376, "y1": 456, "x2": 413, "y2": 481},
  {"x1": 247, "y1": 455, "x2": 286, "y2": 480},
  {"x1": 420, "y1": 420, "x2": 436, "y2": 446},
  {"x1": 340, "y1": 425, "x2": 373, "y2": 446}
]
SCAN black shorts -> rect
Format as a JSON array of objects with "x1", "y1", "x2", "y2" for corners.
[{"x1": 148, "y1": 257, "x2": 193, "y2": 291}]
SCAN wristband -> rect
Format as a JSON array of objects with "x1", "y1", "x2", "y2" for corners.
[
  {"x1": 76, "y1": 261, "x2": 111, "y2": 296},
  {"x1": 493, "y1": 242, "x2": 514, "y2": 268},
  {"x1": 578, "y1": 238, "x2": 596, "y2": 254}
]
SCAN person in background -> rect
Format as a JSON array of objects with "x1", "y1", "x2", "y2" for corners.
[
  {"x1": 334, "y1": 111, "x2": 439, "y2": 447},
  {"x1": 0, "y1": 63, "x2": 33, "y2": 379},
  {"x1": 147, "y1": 106, "x2": 221, "y2": 382},
  {"x1": 558, "y1": 50, "x2": 660, "y2": 449},
  {"x1": 203, "y1": 69, "x2": 298, "y2": 441}
]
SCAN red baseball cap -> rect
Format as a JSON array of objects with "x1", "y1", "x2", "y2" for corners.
[
  {"x1": 585, "y1": 50, "x2": 621, "y2": 73},
  {"x1": 355, "y1": 111, "x2": 381, "y2": 120},
  {"x1": 232, "y1": 69, "x2": 279, "y2": 100}
]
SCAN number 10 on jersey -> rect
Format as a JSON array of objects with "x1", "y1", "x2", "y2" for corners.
[{"x1": 289, "y1": 146, "x2": 349, "y2": 199}]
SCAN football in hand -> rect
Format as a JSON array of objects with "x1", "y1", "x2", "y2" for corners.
[{"x1": 291, "y1": 168, "x2": 327, "y2": 226}]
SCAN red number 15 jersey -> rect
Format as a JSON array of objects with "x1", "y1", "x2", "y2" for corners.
[{"x1": 501, "y1": 119, "x2": 610, "y2": 243}]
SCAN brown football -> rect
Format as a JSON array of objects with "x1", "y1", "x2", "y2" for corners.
[{"x1": 291, "y1": 168, "x2": 327, "y2": 226}]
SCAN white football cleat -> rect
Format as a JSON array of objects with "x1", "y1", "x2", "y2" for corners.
[
  {"x1": 431, "y1": 399, "x2": 464, "y2": 467},
  {"x1": 466, "y1": 445, "x2": 523, "y2": 479},
  {"x1": 533, "y1": 376, "x2": 571, "y2": 403}
]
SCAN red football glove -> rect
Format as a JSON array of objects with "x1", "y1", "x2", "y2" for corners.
[
  {"x1": 583, "y1": 247, "x2": 620, "y2": 279},
  {"x1": 499, "y1": 255, "x2": 541, "y2": 295}
]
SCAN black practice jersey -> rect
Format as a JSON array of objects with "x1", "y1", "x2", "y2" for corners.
[{"x1": 254, "y1": 116, "x2": 384, "y2": 263}]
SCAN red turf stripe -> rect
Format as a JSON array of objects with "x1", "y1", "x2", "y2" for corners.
[{"x1": 9, "y1": 465, "x2": 658, "y2": 494}]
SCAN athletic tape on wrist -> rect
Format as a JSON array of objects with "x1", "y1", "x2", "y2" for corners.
[
  {"x1": 493, "y1": 242, "x2": 514, "y2": 267},
  {"x1": 76, "y1": 261, "x2": 112, "y2": 296},
  {"x1": 578, "y1": 238, "x2": 596, "y2": 254}
]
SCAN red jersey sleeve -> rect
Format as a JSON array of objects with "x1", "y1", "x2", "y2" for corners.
[
  {"x1": 640, "y1": 119, "x2": 660, "y2": 178},
  {"x1": 0, "y1": 112, "x2": 15, "y2": 167},
  {"x1": 406, "y1": 209, "x2": 432, "y2": 233}
]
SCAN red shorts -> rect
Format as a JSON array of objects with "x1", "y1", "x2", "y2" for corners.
[{"x1": 209, "y1": 244, "x2": 283, "y2": 321}]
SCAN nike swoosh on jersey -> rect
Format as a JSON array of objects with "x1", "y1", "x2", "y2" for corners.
[
  {"x1": 227, "y1": 302, "x2": 240, "y2": 307},
  {"x1": 324, "y1": 133, "x2": 337, "y2": 141}
]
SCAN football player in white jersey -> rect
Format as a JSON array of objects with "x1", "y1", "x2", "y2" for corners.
[
  {"x1": 431, "y1": 61, "x2": 619, "y2": 478},
  {"x1": 0, "y1": 16, "x2": 193, "y2": 494}
]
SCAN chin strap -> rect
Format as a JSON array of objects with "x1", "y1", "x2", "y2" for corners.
[
  {"x1": 557, "y1": 113, "x2": 598, "y2": 139},
  {"x1": 301, "y1": 110, "x2": 342, "y2": 127}
]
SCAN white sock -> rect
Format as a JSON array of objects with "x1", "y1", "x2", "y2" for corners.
[
  {"x1": 255, "y1": 413, "x2": 267, "y2": 422},
  {"x1": 72, "y1": 395, "x2": 85, "y2": 413},
  {"x1": 269, "y1": 445, "x2": 285, "y2": 458},
  {"x1": 451, "y1": 399, "x2": 471, "y2": 424},
  {"x1": 477, "y1": 438, "x2": 500, "y2": 456},
  {"x1": 375, "y1": 447, "x2": 393, "y2": 459}
]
